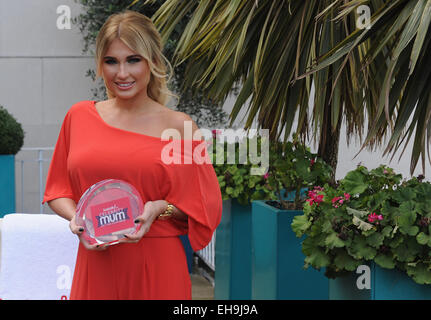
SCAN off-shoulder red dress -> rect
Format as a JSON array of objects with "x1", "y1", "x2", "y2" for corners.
[{"x1": 43, "y1": 100, "x2": 222, "y2": 300}]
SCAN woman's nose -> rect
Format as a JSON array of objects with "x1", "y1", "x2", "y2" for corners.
[{"x1": 117, "y1": 63, "x2": 129, "y2": 79}]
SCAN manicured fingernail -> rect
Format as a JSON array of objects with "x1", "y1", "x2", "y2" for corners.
[
  {"x1": 79, "y1": 228, "x2": 84, "y2": 232},
  {"x1": 134, "y1": 219, "x2": 139, "y2": 223},
  {"x1": 124, "y1": 234, "x2": 128, "y2": 238}
]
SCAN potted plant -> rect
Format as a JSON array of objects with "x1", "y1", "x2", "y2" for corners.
[
  {"x1": 292, "y1": 165, "x2": 431, "y2": 299},
  {"x1": 0, "y1": 105, "x2": 24, "y2": 218},
  {"x1": 212, "y1": 132, "x2": 275, "y2": 299},
  {"x1": 251, "y1": 138, "x2": 333, "y2": 299}
]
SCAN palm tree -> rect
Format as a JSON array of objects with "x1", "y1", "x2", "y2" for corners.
[
  {"x1": 136, "y1": 0, "x2": 431, "y2": 178},
  {"x1": 308, "y1": 0, "x2": 431, "y2": 175}
]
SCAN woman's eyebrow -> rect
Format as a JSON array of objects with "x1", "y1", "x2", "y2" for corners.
[{"x1": 103, "y1": 55, "x2": 142, "y2": 59}]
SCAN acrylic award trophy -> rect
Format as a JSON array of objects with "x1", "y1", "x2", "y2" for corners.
[{"x1": 75, "y1": 179, "x2": 143, "y2": 247}]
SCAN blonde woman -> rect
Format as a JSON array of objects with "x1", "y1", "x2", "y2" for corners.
[{"x1": 43, "y1": 10, "x2": 222, "y2": 300}]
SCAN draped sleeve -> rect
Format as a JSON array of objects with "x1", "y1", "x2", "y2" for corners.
[
  {"x1": 163, "y1": 140, "x2": 222, "y2": 251},
  {"x1": 42, "y1": 111, "x2": 75, "y2": 204}
]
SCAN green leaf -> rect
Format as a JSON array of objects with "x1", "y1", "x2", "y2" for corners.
[
  {"x1": 391, "y1": 225, "x2": 399, "y2": 238},
  {"x1": 392, "y1": 238, "x2": 420, "y2": 262},
  {"x1": 325, "y1": 232, "x2": 346, "y2": 249},
  {"x1": 334, "y1": 250, "x2": 361, "y2": 271},
  {"x1": 233, "y1": 175, "x2": 244, "y2": 184},
  {"x1": 374, "y1": 253, "x2": 396, "y2": 269},
  {"x1": 406, "y1": 263, "x2": 431, "y2": 285},
  {"x1": 342, "y1": 170, "x2": 368, "y2": 194},
  {"x1": 389, "y1": 234, "x2": 404, "y2": 249},
  {"x1": 409, "y1": 0, "x2": 431, "y2": 75},
  {"x1": 397, "y1": 210, "x2": 419, "y2": 236},
  {"x1": 304, "y1": 250, "x2": 330, "y2": 269},
  {"x1": 348, "y1": 237, "x2": 377, "y2": 260},
  {"x1": 382, "y1": 226, "x2": 393, "y2": 237},
  {"x1": 248, "y1": 180, "x2": 255, "y2": 188},
  {"x1": 369, "y1": 191, "x2": 390, "y2": 210},
  {"x1": 302, "y1": 201, "x2": 312, "y2": 215},
  {"x1": 401, "y1": 225, "x2": 419, "y2": 237},
  {"x1": 352, "y1": 216, "x2": 374, "y2": 231},
  {"x1": 291, "y1": 214, "x2": 312, "y2": 237},
  {"x1": 321, "y1": 220, "x2": 333, "y2": 234},
  {"x1": 399, "y1": 201, "x2": 418, "y2": 215},
  {"x1": 293, "y1": 158, "x2": 310, "y2": 179},
  {"x1": 417, "y1": 231, "x2": 431, "y2": 247},
  {"x1": 346, "y1": 207, "x2": 369, "y2": 218},
  {"x1": 302, "y1": 237, "x2": 330, "y2": 268},
  {"x1": 226, "y1": 165, "x2": 238, "y2": 175},
  {"x1": 366, "y1": 232, "x2": 385, "y2": 248}
]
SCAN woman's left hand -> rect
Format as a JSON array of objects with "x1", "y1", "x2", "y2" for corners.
[{"x1": 120, "y1": 200, "x2": 163, "y2": 243}]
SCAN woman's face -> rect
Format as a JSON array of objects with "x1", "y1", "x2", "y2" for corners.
[{"x1": 101, "y1": 38, "x2": 151, "y2": 100}]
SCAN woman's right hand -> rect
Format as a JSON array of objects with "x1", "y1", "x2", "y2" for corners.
[
  {"x1": 47, "y1": 198, "x2": 106, "y2": 251},
  {"x1": 69, "y1": 215, "x2": 106, "y2": 251}
]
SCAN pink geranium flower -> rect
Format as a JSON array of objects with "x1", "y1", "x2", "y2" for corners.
[
  {"x1": 332, "y1": 196, "x2": 343, "y2": 207},
  {"x1": 306, "y1": 188, "x2": 324, "y2": 206},
  {"x1": 314, "y1": 194, "x2": 324, "y2": 203},
  {"x1": 368, "y1": 213, "x2": 383, "y2": 223},
  {"x1": 332, "y1": 193, "x2": 351, "y2": 208}
]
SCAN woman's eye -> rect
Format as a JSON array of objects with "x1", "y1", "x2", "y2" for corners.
[
  {"x1": 128, "y1": 58, "x2": 141, "y2": 64},
  {"x1": 104, "y1": 58, "x2": 141, "y2": 65}
]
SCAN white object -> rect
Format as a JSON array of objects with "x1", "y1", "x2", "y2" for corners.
[{"x1": 0, "y1": 213, "x2": 78, "y2": 300}]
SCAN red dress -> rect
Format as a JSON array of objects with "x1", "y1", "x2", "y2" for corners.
[{"x1": 43, "y1": 100, "x2": 222, "y2": 299}]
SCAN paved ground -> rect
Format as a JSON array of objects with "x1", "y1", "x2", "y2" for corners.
[{"x1": 191, "y1": 273, "x2": 214, "y2": 300}]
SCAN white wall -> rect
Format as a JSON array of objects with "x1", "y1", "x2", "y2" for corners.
[{"x1": 0, "y1": 0, "x2": 95, "y2": 213}]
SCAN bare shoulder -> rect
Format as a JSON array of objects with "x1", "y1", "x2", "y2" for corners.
[
  {"x1": 165, "y1": 110, "x2": 202, "y2": 140},
  {"x1": 93, "y1": 99, "x2": 112, "y2": 115}
]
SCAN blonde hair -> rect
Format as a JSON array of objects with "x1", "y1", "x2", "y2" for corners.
[{"x1": 95, "y1": 10, "x2": 174, "y2": 105}]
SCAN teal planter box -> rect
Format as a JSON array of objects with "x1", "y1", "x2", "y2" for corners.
[
  {"x1": 179, "y1": 235, "x2": 193, "y2": 274},
  {"x1": 251, "y1": 200, "x2": 329, "y2": 299},
  {"x1": 0, "y1": 155, "x2": 16, "y2": 218},
  {"x1": 330, "y1": 262, "x2": 431, "y2": 300},
  {"x1": 215, "y1": 199, "x2": 252, "y2": 299}
]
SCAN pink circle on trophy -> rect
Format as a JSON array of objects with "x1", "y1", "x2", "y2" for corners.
[{"x1": 75, "y1": 179, "x2": 143, "y2": 246}]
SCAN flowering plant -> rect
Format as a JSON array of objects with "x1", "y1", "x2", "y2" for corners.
[
  {"x1": 264, "y1": 138, "x2": 333, "y2": 210},
  {"x1": 211, "y1": 132, "x2": 332, "y2": 208},
  {"x1": 292, "y1": 165, "x2": 431, "y2": 284},
  {"x1": 211, "y1": 132, "x2": 275, "y2": 205}
]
